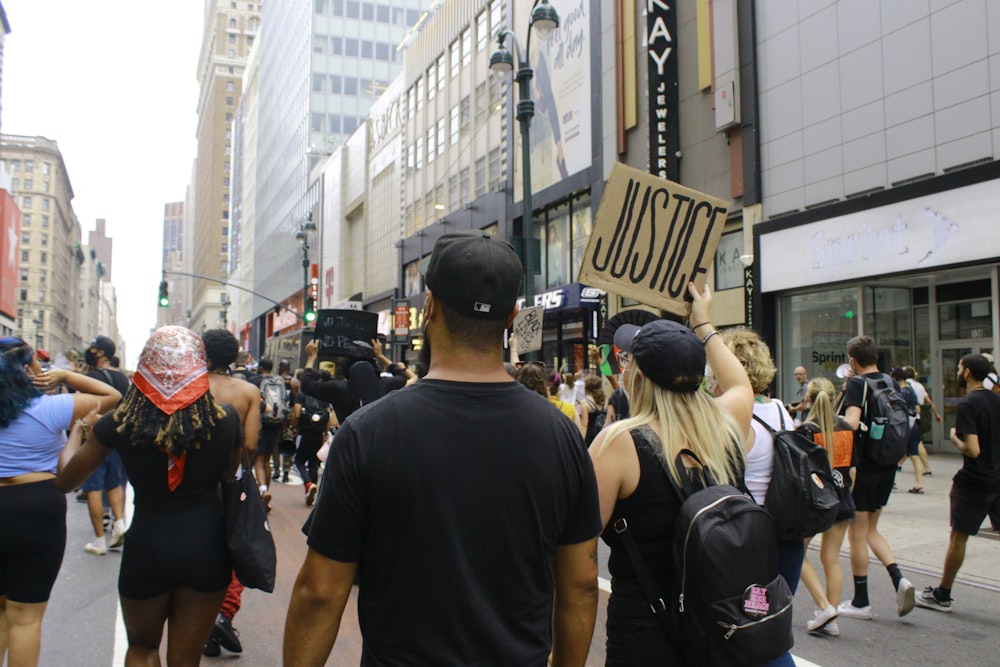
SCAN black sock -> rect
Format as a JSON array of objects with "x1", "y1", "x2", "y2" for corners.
[
  {"x1": 937, "y1": 586, "x2": 952, "y2": 601},
  {"x1": 853, "y1": 576, "x2": 869, "y2": 607},
  {"x1": 886, "y1": 563, "x2": 903, "y2": 590}
]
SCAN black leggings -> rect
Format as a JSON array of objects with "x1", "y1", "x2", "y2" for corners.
[
  {"x1": 295, "y1": 432, "x2": 324, "y2": 486},
  {"x1": 0, "y1": 479, "x2": 67, "y2": 603}
]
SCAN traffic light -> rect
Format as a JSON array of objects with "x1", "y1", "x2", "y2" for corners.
[
  {"x1": 158, "y1": 280, "x2": 169, "y2": 308},
  {"x1": 304, "y1": 296, "x2": 317, "y2": 323}
]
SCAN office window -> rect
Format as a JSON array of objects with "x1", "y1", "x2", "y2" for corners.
[
  {"x1": 427, "y1": 64, "x2": 436, "y2": 100},
  {"x1": 313, "y1": 73, "x2": 325, "y2": 92},
  {"x1": 462, "y1": 29, "x2": 471, "y2": 66},
  {"x1": 477, "y1": 11, "x2": 489, "y2": 51},
  {"x1": 221, "y1": 243, "x2": 229, "y2": 253},
  {"x1": 407, "y1": 143, "x2": 415, "y2": 171},
  {"x1": 475, "y1": 157, "x2": 487, "y2": 197},
  {"x1": 22, "y1": 196, "x2": 31, "y2": 208},
  {"x1": 406, "y1": 8, "x2": 420, "y2": 24},
  {"x1": 362, "y1": 40, "x2": 373, "y2": 58},
  {"x1": 362, "y1": 2, "x2": 373, "y2": 20},
  {"x1": 392, "y1": 6, "x2": 403, "y2": 23},
  {"x1": 329, "y1": 114, "x2": 341, "y2": 133},
  {"x1": 39, "y1": 269, "x2": 46, "y2": 284},
  {"x1": 226, "y1": 128, "x2": 232, "y2": 139},
  {"x1": 345, "y1": 38, "x2": 358, "y2": 56},
  {"x1": 24, "y1": 178, "x2": 32, "y2": 190},
  {"x1": 460, "y1": 167, "x2": 470, "y2": 203},
  {"x1": 437, "y1": 118, "x2": 446, "y2": 155},
  {"x1": 19, "y1": 289, "x2": 27, "y2": 301},
  {"x1": 226, "y1": 96, "x2": 234, "y2": 106},
  {"x1": 347, "y1": 1, "x2": 359, "y2": 18},
  {"x1": 40, "y1": 215, "x2": 47, "y2": 228},
  {"x1": 476, "y1": 82, "x2": 487, "y2": 124},
  {"x1": 434, "y1": 184, "x2": 445, "y2": 220},
  {"x1": 222, "y1": 226, "x2": 229, "y2": 236},
  {"x1": 344, "y1": 77, "x2": 357, "y2": 95},
  {"x1": 42, "y1": 162, "x2": 50, "y2": 175},
  {"x1": 415, "y1": 137, "x2": 423, "y2": 170},
  {"x1": 19, "y1": 268, "x2": 27, "y2": 281},
  {"x1": 9, "y1": 177, "x2": 16, "y2": 190},
  {"x1": 490, "y1": 0, "x2": 503, "y2": 33},
  {"x1": 42, "y1": 180, "x2": 49, "y2": 192},
  {"x1": 37, "y1": 289, "x2": 45, "y2": 303},
  {"x1": 331, "y1": 36, "x2": 343, "y2": 55},
  {"x1": 224, "y1": 161, "x2": 231, "y2": 171},
  {"x1": 224, "y1": 177, "x2": 231, "y2": 187},
  {"x1": 344, "y1": 116, "x2": 358, "y2": 133},
  {"x1": 20, "y1": 250, "x2": 28, "y2": 263},
  {"x1": 489, "y1": 148, "x2": 502, "y2": 190},
  {"x1": 315, "y1": 0, "x2": 327, "y2": 13},
  {"x1": 222, "y1": 210, "x2": 230, "y2": 219},
  {"x1": 450, "y1": 105, "x2": 459, "y2": 144},
  {"x1": 226, "y1": 112, "x2": 233, "y2": 121},
  {"x1": 376, "y1": 4, "x2": 389, "y2": 22},
  {"x1": 460, "y1": 95, "x2": 470, "y2": 134},
  {"x1": 330, "y1": 75, "x2": 342, "y2": 93},
  {"x1": 40, "y1": 233, "x2": 48, "y2": 246},
  {"x1": 229, "y1": 34, "x2": 236, "y2": 45},
  {"x1": 40, "y1": 251, "x2": 47, "y2": 264},
  {"x1": 311, "y1": 113, "x2": 324, "y2": 132},
  {"x1": 449, "y1": 175, "x2": 459, "y2": 211},
  {"x1": 21, "y1": 231, "x2": 29, "y2": 244},
  {"x1": 427, "y1": 126, "x2": 436, "y2": 164},
  {"x1": 450, "y1": 41, "x2": 460, "y2": 78},
  {"x1": 229, "y1": 18, "x2": 237, "y2": 28},
  {"x1": 9, "y1": 159, "x2": 18, "y2": 171},
  {"x1": 333, "y1": 0, "x2": 344, "y2": 15},
  {"x1": 228, "y1": 49, "x2": 235, "y2": 57},
  {"x1": 416, "y1": 77, "x2": 424, "y2": 111},
  {"x1": 376, "y1": 42, "x2": 389, "y2": 60},
  {"x1": 25, "y1": 214, "x2": 33, "y2": 226}
]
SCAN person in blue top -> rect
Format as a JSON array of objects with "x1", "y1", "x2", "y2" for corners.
[{"x1": 0, "y1": 336, "x2": 121, "y2": 667}]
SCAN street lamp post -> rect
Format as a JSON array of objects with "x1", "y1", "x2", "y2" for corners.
[
  {"x1": 295, "y1": 217, "x2": 318, "y2": 319},
  {"x1": 220, "y1": 292, "x2": 232, "y2": 330},
  {"x1": 490, "y1": 0, "x2": 559, "y2": 361}
]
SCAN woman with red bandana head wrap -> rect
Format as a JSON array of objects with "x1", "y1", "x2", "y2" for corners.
[{"x1": 57, "y1": 326, "x2": 244, "y2": 666}]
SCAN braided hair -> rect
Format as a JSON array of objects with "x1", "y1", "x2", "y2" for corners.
[
  {"x1": 113, "y1": 385, "x2": 226, "y2": 455},
  {"x1": 0, "y1": 337, "x2": 42, "y2": 427}
]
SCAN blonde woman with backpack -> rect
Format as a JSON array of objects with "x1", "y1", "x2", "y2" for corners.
[{"x1": 797, "y1": 377, "x2": 857, "y2": 637}]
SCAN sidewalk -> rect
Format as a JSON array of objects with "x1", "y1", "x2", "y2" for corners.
[{"x1": 868, "y1": 452, "x2": 999, "y2": 590}]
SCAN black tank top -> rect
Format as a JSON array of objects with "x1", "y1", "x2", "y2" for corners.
[{"x1": 601, "y1": 425, "x2": 682, "y2": 616}]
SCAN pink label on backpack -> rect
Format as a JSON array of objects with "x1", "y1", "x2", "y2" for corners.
[{"x1": 743, "y1": 585, "x2": 770, "y2": 618}]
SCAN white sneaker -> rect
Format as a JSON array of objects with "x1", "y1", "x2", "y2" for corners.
[
  {"x1": 108, "y1": 520, "x2": 126, "y2": 549},
  {"x1": 897, "y1": 577, "x2": 915, "y2": 617},
  {"x1": 84, "y1": 537, "x2": 108, "y2": 555},
  {"x1": 806, "y1": 605, "x2": 838, "y2": 633},
  {"x1": 837, "y1": 600, "x2": 872, "y2": 620},
  {"x1": 816, "y1": 620, "x2": 840, "y2": 637}
]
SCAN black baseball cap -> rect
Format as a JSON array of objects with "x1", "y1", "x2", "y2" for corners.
[
  {"x1": 614, "y1": 320, "x2": 704, "y2": 392},
  {"x1": 424, "y1": 232, "x2": 523, "y2": 320},
  {"x1": 88, "y1": 335, "x2": 116, "y2": 358}
]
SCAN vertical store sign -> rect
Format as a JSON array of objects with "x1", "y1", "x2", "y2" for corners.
[
  {"x1": 647, "y1": 0, "x2": 679, "y2": 181},
  {"x1": 392, "y1": 300, "x2": 411, "y2": 342}
]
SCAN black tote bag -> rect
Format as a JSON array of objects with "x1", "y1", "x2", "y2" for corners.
[{"x1": 222, "y1": 449, "x2": 276, "y2": 592}]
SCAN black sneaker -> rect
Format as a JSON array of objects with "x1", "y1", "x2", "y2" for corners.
[
  {"x1": 202, "y1": 637, "x2": 221, "y2": 657},
  {"x1": 211, "y1": 613, "x2": 243, "y2": 653},
  {"x1": 271, "y1": 469, "x2": 281, "y2": 481},
  {"x1": 915, "y1": 586, "x2": 952, "y2": 613}
]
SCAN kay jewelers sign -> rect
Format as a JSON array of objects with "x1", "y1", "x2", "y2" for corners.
[{"x1": 578, "y1": 163, "x2": 729, "y2": 317}]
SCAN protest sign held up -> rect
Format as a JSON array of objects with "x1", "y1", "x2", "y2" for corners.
[
  {"x1": 578, "y1": 162, "x2": 729, "y2": 317},
  {"x1": 511, "y1": 306, "x2": 544, "y2": 355},
  {"x1": 314, "y1": 309, "x2": 379, "y2": 358}
]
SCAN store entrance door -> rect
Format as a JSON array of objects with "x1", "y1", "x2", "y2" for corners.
[{"x1": 937, "y1": 342, "x2": 994, "y2": 450}]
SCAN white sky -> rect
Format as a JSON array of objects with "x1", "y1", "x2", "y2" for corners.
[{"x1": 3, "y1": 0, "x2": 205, "y2": 368}]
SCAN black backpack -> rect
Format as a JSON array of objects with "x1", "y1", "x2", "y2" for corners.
[
  {"x1": 860, "y1": 374, "x2": 910, "y2": 466},
  {"x1": 583, "y1": 398, "x2": 607, "y2": 446},
  {"x1": 614, "y1": 447, "x2": 793, "y2": 667},
  {"x1": 297, "y1": 394, "x2": 330, "y2": 434},
  {"x1": 753, "y1": 410, "x2": 840, "y2": 541}
]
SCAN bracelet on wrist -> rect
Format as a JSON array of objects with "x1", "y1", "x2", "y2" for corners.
[
  {"x1": 691, "y1": 321, "x2": 712, "y2": 331},
  {"x1": 701, "y1": 330, "x2": 719, "y2": 346}
]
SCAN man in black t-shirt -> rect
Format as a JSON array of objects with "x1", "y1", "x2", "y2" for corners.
[
  {"x1": 916, "y1": 353, "x2": 1000, "y2": 612},
  {"x1": 284, "y1": 232, "x2": 601, "y2": 666},
  {"x1": 80, "y1": 335, "x2": 131, "y2": 556},
  {"x1": 838, "y1": 335, "x2": 916, "y2": 620}
]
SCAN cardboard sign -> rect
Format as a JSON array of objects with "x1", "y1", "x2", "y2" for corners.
[
  {"x1": 511, "y1": 306, "x2": 544, "y2": 354},
  {"x1": 578, "y1": 162, "x2": 729, "y2": 317},
  {"x1": 314, "y1": 309, "x2": 378, "y2": 358}
]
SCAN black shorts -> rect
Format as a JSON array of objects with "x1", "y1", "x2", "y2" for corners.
[
  {"x1": 256, "y1": 422, "x2": 282, "y2": 457},
  {"x1": 852, "y1": 463, "x2": 897, "y2": 512},
  {"x1": 950, "y1": 483, "x2": 1000, "y2": 537},
  {"x1": 906, "y1": 423, "x2": 922, "y2": 457},
  {"x1": 119, "y1": 502, "x2": 230, "y2": 599},
  {"x1": 0, "y1": 479, "x2": 67, "y2": 603}
]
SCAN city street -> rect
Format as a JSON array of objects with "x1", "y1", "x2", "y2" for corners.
[{"x1": 37, "y1": 454, "x2": 999, "y2": 666}]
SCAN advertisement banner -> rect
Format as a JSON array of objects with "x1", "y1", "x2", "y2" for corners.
[
  {"x1": 393, "y1": 300, "x2": 410, "y2": 340},
  {"x1": 0, "y1": 191, "x2": 21, "y2": 319},
  {"x1": 578, "y1": 162, "x2": 729, "y2": 317},
  {"x1": 513, "y1": 0, "x2": 592, "y2": 200}
]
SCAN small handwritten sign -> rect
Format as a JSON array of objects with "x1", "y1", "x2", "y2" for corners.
[
  {"x1": 578, "y1": 162, "x2": 729, "y2": 317},
  {"x1": 511, "y1": 306, "x2": 544, "y2": 354},
  {"x1": 314, "y1": 309, "x2": 378, "y2": 358}
]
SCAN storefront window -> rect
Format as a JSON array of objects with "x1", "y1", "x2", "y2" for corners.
[
  {"x1": 570, "y1": 195, "x2": 592, "y2": 277},
  {"x1": 938, "y1": 300, "x2": 992, "y2": 340},
  {"x1": 779, "y1": 288, "x2": 858, "y2": 399},
  {"x1": 404, "y1": 260, "x2": 422, "y2": 297},
  {"x1": 863, "y1": 287, "x2": 912, "y2": 370},
  {"x1": 545, "y1": 204, "x2": 570, "y2": 289}
]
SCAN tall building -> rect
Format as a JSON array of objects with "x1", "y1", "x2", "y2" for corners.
[
  {"x1": 249, "y1": 0, "x2": 432, "y2": 353},
  {"x1": 0, "y1": 1, "x2": 10, "y2": 141},
  {"x1": 160, "y1": 201, "x2": 186, "y2": 327},
  {"x1": 0, "y1": 134, "x2": 82, "y2": 353},
  {"x1": 87, "y1": 218, "x2": 113, "y2": 282},
  {"x1": 189, "y1": 0, "x2": 260, "y2": 333}
]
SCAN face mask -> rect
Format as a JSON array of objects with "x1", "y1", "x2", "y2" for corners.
[{"x1": 85, "y1": 349, "x2": 100, "y2": 367}]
